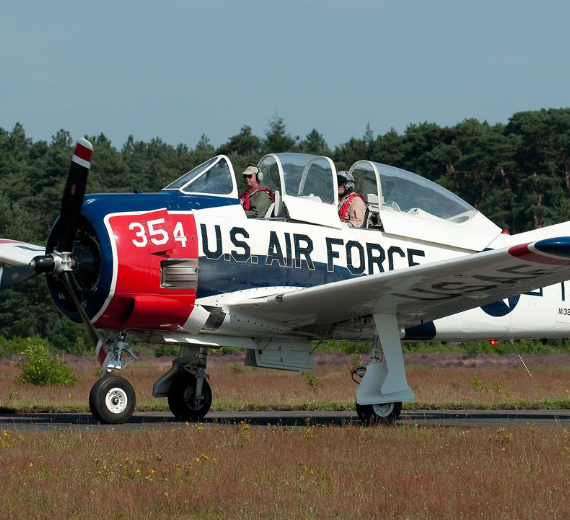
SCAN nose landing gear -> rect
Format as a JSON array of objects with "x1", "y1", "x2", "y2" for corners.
[
  {"x1": 89, "y1": 375, "x2": 136, "y2": 424},
  {"x1": 89, "y1": 332, "x2": 139, "y2": 424}
]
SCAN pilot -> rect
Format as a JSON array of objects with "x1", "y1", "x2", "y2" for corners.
[
  {"x1": 239, "y1": 165, "x2": 274, "y2": 218},
  {"x1": 337, "y1": 171, "x2": 366, "y2": 228}
]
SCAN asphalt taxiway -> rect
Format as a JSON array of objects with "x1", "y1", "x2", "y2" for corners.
[{"x1": 1, "y1": 409, "x2": 570, "y2": 430}]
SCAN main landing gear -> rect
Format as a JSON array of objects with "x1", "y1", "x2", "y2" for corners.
[
  {"x1": 166, "y1": 348, "x2": 212, "y2": 421},
  {"x1": 354, "y1": 314, "x2": 415, "y2": 426},
  {"x1": 356, "y1": 401, "x2": 402, "y2": 426}
]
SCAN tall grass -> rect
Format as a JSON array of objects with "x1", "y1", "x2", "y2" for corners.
[
  {"x1": 1, "y1": 425, "x2": 569, "y2": 519},
  {"x1": 1, "y1": 359, "x2": 570, "y2": 412}
]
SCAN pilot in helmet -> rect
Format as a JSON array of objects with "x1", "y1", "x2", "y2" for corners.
[
  {"x1": 337, "y1": 171, "x2": 366, "y2": 228},
  {"x1": 239, "y1": 165, "x2": 274, "y2": 218}
]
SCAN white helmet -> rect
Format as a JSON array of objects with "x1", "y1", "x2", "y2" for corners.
[{"x1": 337, "y1": 171, "x2": 355, "y2": 191}]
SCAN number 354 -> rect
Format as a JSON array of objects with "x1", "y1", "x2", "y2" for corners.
[{"x1": 128, "y1": 219, "x2": 187, "y2": 247}]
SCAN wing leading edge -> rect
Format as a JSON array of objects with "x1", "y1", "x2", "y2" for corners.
[
  {"x1": 229, "y1": 237, "x2": 570, "y2": 329},
  {"x1": 0, "y1": 239, "x2": 44, "y2": 290},
  {"x1": 0, "y1": 239, "x2": 45, "y2": 267}
]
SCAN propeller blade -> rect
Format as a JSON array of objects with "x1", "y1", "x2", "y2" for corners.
[
  {"x1": 57, "y1": 138, "x2": 93, "y2": 253},
  {"x1": 60, "y1": 271, "x2": 99, "y2": 349},
  {"x1": 0, "y1": 265, "x2": 37, "y2": 289}
]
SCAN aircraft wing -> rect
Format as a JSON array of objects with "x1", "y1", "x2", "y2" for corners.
[
  {"x1": 0, "y1": 239, "x2": 44, "y2": 266},
  {"x1": 230, "y1": 237, "x2": 570, "y2": 328},
  {"x1": 0, "y1": 239, "x2": 44, "y2": 289}
]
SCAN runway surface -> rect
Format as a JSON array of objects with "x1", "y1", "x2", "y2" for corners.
[{"x1": 2, "y1": 409, "x2": 570, "y2": 430}]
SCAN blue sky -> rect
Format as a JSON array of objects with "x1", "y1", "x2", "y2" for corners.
[{"x1": 1, "y1": 0, "x2": 569, "y2": 148}]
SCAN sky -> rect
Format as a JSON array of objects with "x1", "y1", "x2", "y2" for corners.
[{"x1": 1, "y1": 0, "x2": 569, "y2": 149}]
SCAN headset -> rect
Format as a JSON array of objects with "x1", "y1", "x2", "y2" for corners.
[{"x1": 242, "y1": 165, "x2": 263, "y2": 181}]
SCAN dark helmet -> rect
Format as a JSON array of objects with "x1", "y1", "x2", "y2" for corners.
[{"x1": 337, "y1": 171, "x2": 355, "y2": 191}]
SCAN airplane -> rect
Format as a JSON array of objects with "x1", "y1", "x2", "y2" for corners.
[{"x1": 2, "y1": 137, "x2": 570, "y2": 425}]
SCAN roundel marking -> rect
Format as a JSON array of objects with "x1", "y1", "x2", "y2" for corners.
[{"x1": 481, "y1": 295, "x2": 520, "y2": 317}]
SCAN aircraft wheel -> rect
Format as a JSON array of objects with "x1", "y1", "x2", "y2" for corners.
[
  {"x1": 89, "y1": 375, "x2": 136, "y2": 424},
  {"x1": 168, "y1": 374, "x2": 212, "y2": 421},
  {"x1": 356, "y1": 401, "x2": 402, "y2": 426}
]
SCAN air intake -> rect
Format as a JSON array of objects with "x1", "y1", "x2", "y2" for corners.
[{"x1": 160, "y1": 258, "x2": 198, "y2": 289}]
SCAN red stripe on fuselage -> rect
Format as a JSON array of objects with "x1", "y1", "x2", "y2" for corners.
[{"x1": 508, "y1": 243, "x2": 570, "y2": 265}]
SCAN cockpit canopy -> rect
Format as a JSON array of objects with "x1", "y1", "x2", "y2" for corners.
[
  {"x1": 163, "y1": 152, "x2": 500, "y2": 250},
  {"x1": 257, "y1": 153, "x2": 336, "y2": 204},
  {"x1": 163, "y1": 156, "x2": 238, "y2": 197},
  {"x1": 349, "y1": 161, "x2": 477, "y2": 223}
]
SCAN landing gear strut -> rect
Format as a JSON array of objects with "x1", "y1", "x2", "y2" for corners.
[{"x1": 355, "y1": 314, "x2": 415, "y2": 426}]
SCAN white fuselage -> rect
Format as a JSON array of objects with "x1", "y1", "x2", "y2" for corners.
[{"x1": 191, "y1": 205, "x2": 570, "y2": 342}]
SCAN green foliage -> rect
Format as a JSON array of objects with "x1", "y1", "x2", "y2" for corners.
[
  {"x1": 0, "y1": 336, "x2": 28, "y2": 357},
  {"x1": 3, "y1": 110, "x2": 570, "y2": 350},
  {"x1": 300, "y1": 371, "x2": 321, "y2": 393},
  {"x1": 316, "y1": 338, "x2": 570, "y2": 356},
  {"x1": 314, "y1": 340, "x2": 369, "y2": 354},
  {"x1": 229, "y1": 363, "x2": 245, "y2": 374},
  {"x1": 153, "y1": 344, "x2": 180, "y2": 357},
  {"x1": 15, "y1": 338, "x2": 79, "y2": 386},
  {"x1": 470, "y1": 372, "x2": 488, "y2": 392}
]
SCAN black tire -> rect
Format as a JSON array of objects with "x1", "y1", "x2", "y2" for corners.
[
  {"x1": 167, "y1": 373, "x2": 212, "y2": 421},
  {"x1": 89, "y1": 375, "x2": 136, "y2": 425},
  {"x1": 356, "y1": 401, "x2": 402, "y2": 426}
]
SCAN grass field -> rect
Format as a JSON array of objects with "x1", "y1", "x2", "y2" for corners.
[
  {"x1": 2, "y1": 354, "x2": 570, "y2": 413},
  {"x1": 2, "y1": 424, "x2": 570, "y2": 519},
  {"x1": 3, "y1": 355, "x2": 570, "y2": 518}
]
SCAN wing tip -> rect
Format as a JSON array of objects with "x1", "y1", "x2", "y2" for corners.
[{"x1": 509, "y1": 237, "x2": 570, "y2": 265}]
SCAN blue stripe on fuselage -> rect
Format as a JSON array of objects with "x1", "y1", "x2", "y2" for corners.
[
  {"x1": 82, "y1": 191, "x2": 239, "y2": 215},
  {"x1": 196, "y1": 255, "x2": 357, "y2": 299},
  {"x1": 198, "y1": 256, "x2": 437, "y2": 338}
]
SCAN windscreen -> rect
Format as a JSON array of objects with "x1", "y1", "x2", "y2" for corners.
[{"x1": 163, "y1": 156, "x2": 234, "y2": 195}]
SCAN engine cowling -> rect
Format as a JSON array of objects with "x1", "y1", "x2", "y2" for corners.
[{"x1": 47, "y1": 194, "x2": 200, "y2": 331}]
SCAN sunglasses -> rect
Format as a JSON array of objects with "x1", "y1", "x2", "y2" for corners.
[{"x1": 243, "y1": 174, "x2": 253, "y2": 179}]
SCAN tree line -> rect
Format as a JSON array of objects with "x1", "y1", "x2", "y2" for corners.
[{"x1": 1, "y1": 108, "x2": 570, "y2": 349}]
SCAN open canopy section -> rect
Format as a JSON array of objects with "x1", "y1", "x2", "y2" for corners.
[
  {"x1": 376, "y1": 163, "x2": 477, "y2": 222},
  {"x1": 350, "y1": 161, "x2": 477, "y2": 223},
  {"x1": 162, "y1": 155, "x2": 238, "y2": 198},
  {"x1": 258, "y1": 153, "x2": 341, "y2": 228},
  {"x1": 348, "y1": 160, "x2": 501, "y2": 250},
  {"x1": 258, "y1": 153, "x2": 337, "y2": 203}
]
